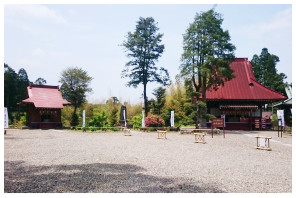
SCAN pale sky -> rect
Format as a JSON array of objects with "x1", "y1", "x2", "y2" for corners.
[{"x1": 4, "y1": 3, "x2": 292, "y2": 104}]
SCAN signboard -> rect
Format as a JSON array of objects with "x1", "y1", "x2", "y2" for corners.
[
  {"x1": 277, "y1": 110, "x2": 285, "y2": 127},
  {"x1": 212, "y1": 118, "x2": 224, "y2": 128},
  {"x1": 141, "y1": 110, "x2": 145, "y2": 127},
  {"x1": 170, "y1": 111, "x2": 174, "y2": 127},
  {"x1": 4, "y1": 107, "x2": 9, "y2": 129},
  {"x1": 255, "y1": 118, "x2": 260, "y2": 129},
  {"x1": 82, "y1": 110, "x2": 85, "y2": 128},
  {"x1": 211, "y1": 118, "x2": 225, "y2": 138}
]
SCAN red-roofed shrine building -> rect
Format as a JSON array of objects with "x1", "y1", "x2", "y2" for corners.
[
  {"x1": 205, "y1": 58, "x2": 286, "y2": 130},
  {"x1": 18, "y1": 83, "x2": 70, "y2": 129}
]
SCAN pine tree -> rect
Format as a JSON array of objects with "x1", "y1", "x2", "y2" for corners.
[
  {"x1": 251, "y1": 48, "x2": 287, "y2": 95},
  {"x1": 179, "y1": 9, "x2": 236, "y2": 126},
  {"x1": 122, "y1": 17, "x2": 170, "y2": 117}
]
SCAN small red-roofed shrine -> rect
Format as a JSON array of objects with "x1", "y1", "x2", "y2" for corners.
[
  {"x1": 205, "y1": 58, "x2": 286, "y2": 130},
  {"x1": 18, "y1": 83, "x2": 70, "y2": 129}
]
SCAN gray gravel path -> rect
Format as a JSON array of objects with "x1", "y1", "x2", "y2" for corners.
[{"x1": 4, "y1": 129, "x2": 292, "y2": 193}]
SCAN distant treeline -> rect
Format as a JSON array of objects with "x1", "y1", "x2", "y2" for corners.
[{"x1": 4, "y1": 63, "x2": 46, "y2": 121}]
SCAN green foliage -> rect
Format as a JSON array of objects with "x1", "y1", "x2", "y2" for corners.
[
  {"x1": 4, "y1": 64, "x2": 18, "y2": 115},
  {"x1": 59, "y1": 67, "x2": 93, "y2": 110},
  {"x1": 61, "y1": 106, "x2": 73, "y2": 126},
  {"x1": 180, "y1": 9, "x2": 236, "y2": 101},
  {"x1": 131, "y1": 114, "x2": 143, "y2": 128},
  {"x1": 197, "y1": 100, "x2": 207, "y2": 108},
  {"x1": 149, "y1": 87, "x2": 166, "y2": 115},
  {"x1": 109, "y1": 107, "x2": 118, "y2": 127},
  {"x1": 124, "y1": 103, "x2": 142, "y2": 120},
  {"x1": 149, "y1": 127, "x2": 156, "y2": 132},
  {"x1": 105, "y1": 97, "x2": 120, "y2": 127},
  {"x1": 34, "y1": 77, "x2": 47, "y2": 85},
  {"x1": 59, "y1": 67, "x2": 93, "y2": 125},
  {"x1": 20, "y1": 114, "x2": 27, "y2": 125},
  {"x1": 70, "y1": 113, "x2": 79, "y2": 126},
  {"x1": 201, "y1": 114, "x2": 216, "y2": 121},
  {"x1": 272, "y1": 113, "x2": 278, "y2": 122},
  {"x1": 179, "y1": 9, "x2": 236, "y2": 125},
  {"x1": 122, "y1": 17, "x2": 170, "y2": 117},
  {"x1": 251, "y1": 48, "x2": 287, "y2": 95},
  {"x1": 4, "y1": 64, "x2": 30, "y2": 120},
  {"x1": 162, "y1": 98, "x2": 186, "y2": 126},
  {"x1": 17, "y1": 68, "x2": 30, "y2": 112},
  {"x1": 89, "y1": 111, "x2": 109, "y2": 127},
  {"x1": 112, "y1": 127, "x2": 120, "y2": 132},
  {"x1": 161, "y1": 82, "x2": 196, "y2": 126}
]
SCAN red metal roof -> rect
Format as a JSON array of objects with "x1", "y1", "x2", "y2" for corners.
[
  {"x1": 205, "y1": 58, "x2": 287, "y2": 101},
  {"x1": 20, "y1": 84, "x2": 70, "y2": 109}
]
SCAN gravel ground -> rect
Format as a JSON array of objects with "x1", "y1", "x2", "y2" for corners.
[{"x1": 4, "y1": 129, "x2": 292, "y2": 193}]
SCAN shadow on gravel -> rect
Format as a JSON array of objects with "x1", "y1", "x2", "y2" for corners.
[{"x1": 5, "y1": 161, "x2": 224, "y2": 193}]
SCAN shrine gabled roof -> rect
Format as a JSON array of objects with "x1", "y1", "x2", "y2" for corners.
[
  {"x1": 205, "y1": 58, "x2": 287, "y2": 101},
  {"x1": 20, "y1": 84, "x2": 70, "y2": 109}
]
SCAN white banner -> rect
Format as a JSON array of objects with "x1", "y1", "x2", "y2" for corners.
[
  {"x1": 82, "y1": 110, "x2": 85, "y2": 128},
  {"x1": 142, "y1": 111, "x2": 145, "y2": 127},
  {"x1": 170, "y1": 111, "x2": 174, "y2": 127},
  {"x1": 277, "y1": 110, "x2": 285, "y2": 127},
  {"x1": 123, "y1": 109, "x2": 127, "y2": 127},
  {"x1": 4, "y1": 107, "x2": 9, "y2": 129}
]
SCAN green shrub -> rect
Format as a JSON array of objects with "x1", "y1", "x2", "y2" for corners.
[
  {"x1": 89, "y1": 111, "x2": 109, "y2": 127},
  {"x1": 201, "y1": 114, "x2": 216, "y2": 121},
  {"x1": 112, "y1": 127, "x2": 120, "y2": 131},
  {"x1": 20, "y1": 114, "x2": 27, "y2": 125},
  {"x1": 71, "y1": 113, "x2": 79, "y2": 126},
  {"x1": 131, "y1": 114, "x2": 143, "y2": 128}
]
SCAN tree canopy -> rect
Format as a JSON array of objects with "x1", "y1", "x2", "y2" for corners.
[
  {"x1": 251, "y1": 48, "x2": 287, "y2": 95},
  {"x1": 179, "y1": 9, "x2": 236, "y2": 124},
  {"x1": 59, "y1": 67, "x2": 93, "y2": 126},
  {"x1": 122, "y1": 17, "x2": 170, "y2": 116},
  {"x1": 180, "y1": 9, "x2": 236, "y2": 97},
  {"x1": 4, "y1": 63, "x2": 30, "y2": 119},
  {"x1": 149, "y1": 87, "x2": 166, "y2": 115},
  {"x1": 34, "y1": 77, "x2": 47, "y2": 85}
]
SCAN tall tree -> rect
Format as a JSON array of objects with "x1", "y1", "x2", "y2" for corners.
[
  {"x1": 4, "y1": 64, "x2": 30, "y2": 120},
  {"x1": 122, "y1": 17, "x2": 170, "y2": 117},
  {"x1": 251, "y1": 48, "x2": 287, "y2": 95},
  {"x1": 106, "y1": 97, "x2": 120, "y2": 127},
  {"x1": 17, "y1": 68, "x2": 30, "y2": 110},
  {"x1": 149, "y1": 87, "x2": 166, "y2": 115},
  {"x1": 4, "y1": 64, "x2": 18, "y2": 114},
  {"x1": 59, "y1": 67, "x2": 93, "y2": 126},
  {"x1": 34, "y1": 77, "x2": 47, "y2": 85},
  {"x1": 179, "y1": 9, "x2": 236, "y2": 123}
]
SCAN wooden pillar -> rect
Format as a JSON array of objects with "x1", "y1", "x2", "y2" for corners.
[{"x1": 249, "y1": 109, "x2": 252, "y2": 130}]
